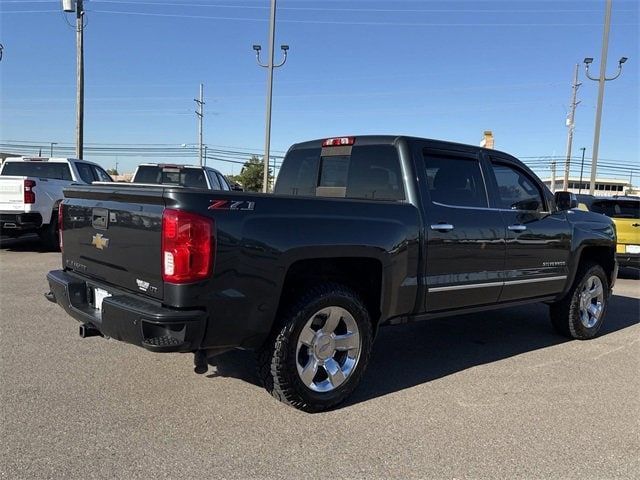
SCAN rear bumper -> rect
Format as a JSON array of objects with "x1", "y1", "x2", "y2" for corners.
[
  {"x1": 616, "y1": 252, "x2": 640, "y2": 268},
  {"x1": 46, "y1": 269, "x2": 207, "y2": 353},
  {"x1": 0, "y1": 212, "x2": 43, "y2": 233}
]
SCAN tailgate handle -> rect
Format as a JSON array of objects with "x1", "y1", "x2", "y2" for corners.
[{"x1": 92, "y1": 208, "x2": 109, "y2": 230}]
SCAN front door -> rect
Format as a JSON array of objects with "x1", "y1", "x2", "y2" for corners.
[
  {"x1": 485, "y1": 156, "x2": 572, "y2": 302},
  {"x1": 422, "y1": 148, "x2": 506, "y2": 312}
]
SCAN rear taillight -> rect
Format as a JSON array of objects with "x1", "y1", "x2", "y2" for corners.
[
  {"x1": 161, "y1": 208, "x2": 214, "y2": 284},
  {"x1": 58, "y1": 203, "x2": 64, "y2": 252},
  {"x1": 24, "y1": 179, "x2": 36, "y2": 204}
]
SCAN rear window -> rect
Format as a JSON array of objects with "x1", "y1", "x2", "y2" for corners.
[
  {"x1": 275, "y1": 145, "x2": 405, "y2": 201},
  {"x1": 590, "y1": 200, "x2": 640, "y2": 219},
  {"x1": 133, "y1": 166, "x2": 208, "y2": 188},
  {"x1": 1, "y1": 162, "x2": 72, "y2": 181}
]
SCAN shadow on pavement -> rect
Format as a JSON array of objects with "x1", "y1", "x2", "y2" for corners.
[
  {"x1": 206, "y1": 294, "x2": 640, "y2": 408},
  {"x1": 618, "y1": 267, "x2": 640, "y2": 280},
  {"x1": 0, "y1": 235, "x2": 52, "y2": 253}
]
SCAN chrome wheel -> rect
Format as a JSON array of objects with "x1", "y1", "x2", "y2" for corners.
[
  {"x1": 295, "y1": 306, "x2": 361, "y2": 393},
  {"x1": 579, "y1": 275, "x2": 604, "y2": 328}
]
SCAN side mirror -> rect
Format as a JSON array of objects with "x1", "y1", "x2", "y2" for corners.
[{"x1": 555, "y1": 191, "x2": 578, "y2": 211}]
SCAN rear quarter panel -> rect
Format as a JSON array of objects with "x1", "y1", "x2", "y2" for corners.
[{"x1": 163, "y1": 190, "x2": 421, "y2": 350}]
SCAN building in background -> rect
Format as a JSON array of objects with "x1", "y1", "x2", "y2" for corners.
[{"x1": 542, "y1": 177, "x2": 635, "y2": 197}]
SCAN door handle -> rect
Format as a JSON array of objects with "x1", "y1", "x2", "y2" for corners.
[
  {"x1": 508, "y1": 224, "x2": 527, "y2": 232},
  {"x1": 430, "y1": 223, "x2": 454, "y2": 232}
]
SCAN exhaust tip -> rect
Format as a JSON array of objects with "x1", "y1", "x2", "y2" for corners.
[{"x1": 79, "y1": 323, "x2": 102, "y2": 338}]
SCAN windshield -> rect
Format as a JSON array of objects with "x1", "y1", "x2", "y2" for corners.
[
  {"x1": 1, "y1": 162, "x2": 73, "y2": 180},
  {"x1": 590, "y1": 200, "x2": 640, "y2": 219},
  {"x1": 133, "y1": 166, "x2": 208, "y2": 188}
]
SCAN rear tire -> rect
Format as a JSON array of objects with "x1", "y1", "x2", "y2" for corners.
[
  {"x1": 549, "y1": 262, "x2": 609, "y2": 339},
  {"x1": 257, "y1": 283, "x2": 373, "y2": 412},
  {"x1": 39, "y1": 215, "x2": 60, "y2": 251}
]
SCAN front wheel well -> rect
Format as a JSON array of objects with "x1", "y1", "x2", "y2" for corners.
[
  {"x1": 277, "y1": 257, "x2": 383, "y2": 332},
  {"x1": 577, "y1": 246, "x2": 616, "y2": 286}
]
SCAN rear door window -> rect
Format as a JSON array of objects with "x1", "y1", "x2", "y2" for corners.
[
  {"x1": 75, "y1": 163, "x2": 96, "y2": 183},
  {"x1": 92, "y1": 166, "x2": 113, "y2": 182},
  {"x1": 1, "y1": 162, "x2": 73, "y2": 180},
  {"x1": 207, "y1": 170, "x2": 221, "y2": 190},
  {"x1": 216, "y1": 172, "x2": 230, "y2": 191},
  {"x1": 423, "y1": 152, "x2": 488, "y2": 208}
]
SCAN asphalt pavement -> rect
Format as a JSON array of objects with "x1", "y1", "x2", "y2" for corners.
[{"x1": 1, "y1": 235, "x2": 638, "y2": 479}]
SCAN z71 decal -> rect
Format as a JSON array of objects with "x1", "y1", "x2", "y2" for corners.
[{"x1": 208, "y1": 200, "x2": 255, "y2": 211}]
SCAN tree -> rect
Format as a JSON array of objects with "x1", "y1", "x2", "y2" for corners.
[
  {"x1": 231, "y1": 155, "x2": 273, "y2": 192},
  {"x1": 107, "y1": 168, "x2": 119, "y2": 176}
]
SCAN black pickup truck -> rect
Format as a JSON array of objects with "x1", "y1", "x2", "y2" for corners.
[{"x1": 46, "y1": 136, "x2": 617, "y2": 412}]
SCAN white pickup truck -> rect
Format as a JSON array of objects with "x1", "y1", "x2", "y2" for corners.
[{"x1": 0, "y1": 157, "x2": 113, "y2": 249}]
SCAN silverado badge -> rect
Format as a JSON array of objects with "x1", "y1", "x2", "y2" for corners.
[{"x1": 91, "y1": 233, "x2": 110, "y2": 250}]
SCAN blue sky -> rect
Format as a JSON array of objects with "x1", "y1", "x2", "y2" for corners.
[{"x1": 1, "y1": 0, "x2": 638, "y2": 179}]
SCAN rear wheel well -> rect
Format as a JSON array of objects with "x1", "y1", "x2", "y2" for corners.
[
  {"x1": 578, "y1": 246, "x2": 616, "y2": 286},
  {"x1": 278, "y1": 257, "x2": 383, "y2": 332}
]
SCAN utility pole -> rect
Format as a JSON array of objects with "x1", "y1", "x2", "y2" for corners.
[
  {"x1": 583, "y1": 0, "x2": 628, "y2": 195},
  {"x1": 75, "y1": 0, "x2": 85, "y2": 159},
  {"x1": 194, "y1": 83, "x2": 204, "y2": 166},
  {"x1": 578, "y1": 147, "x2": 586, "y2": 194},
  {"x1": 253, "y1": 0, "x2": 289, "y2": 193},
  {"x1": 550, "y1": 160, "x2": 557, "y2": 193},
  {"x1": 61, "y1": 1, "x2": 86, "y2": 158},
  {"x1": 563, "y1": 64, "x2": 581, "y2": 191}
]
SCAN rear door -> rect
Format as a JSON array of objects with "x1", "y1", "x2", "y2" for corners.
[
  {"x1": 485, "y1": 155, "x2": 571, "y2": 301},
  {"x1": 421, "y1": 147, "x2": 506, "y2": 311}
]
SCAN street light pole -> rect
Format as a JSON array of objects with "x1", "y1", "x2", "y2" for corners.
[
  {"x1": 253, "y1": 0, "x2": 289, "y2": 193},
  {"x1": 583, "y1": 0, "x2": 628, "y2": 195},
  {"x1": 50, "y1": 142, "x2": 58, "y2": 157}
]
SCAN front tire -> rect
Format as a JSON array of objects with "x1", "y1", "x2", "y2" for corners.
[
  {"x1": 550, "y1": 262, "x2": 609, "y2": 339},
  {"x1": 257, "y1": 283, "x2": 373, "y2": 412}
]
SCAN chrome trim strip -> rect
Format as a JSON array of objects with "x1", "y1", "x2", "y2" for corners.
[
  {"x1": 428, "y1": 275, "x2": 567, "y2": 293},
  {"x1": 503, "y1": 275, "x2": 567, "y2": 285},
  {"x1": 429, "y1": 281, "x2": 504, "y2": 292}
]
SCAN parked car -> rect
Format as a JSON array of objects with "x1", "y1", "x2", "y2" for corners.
[
  {"x1": 46, "y1": 136, "x2": 617, "y2": 411},
  {"x1": 576, "y1": 194, "x2": 640, "y2": 268},
  {"x1": 0, "y1": 157, "x2": 112, "y2": 249},
  {"x1": 131, "y1": 163, "x2": 238, "y2": 190}
]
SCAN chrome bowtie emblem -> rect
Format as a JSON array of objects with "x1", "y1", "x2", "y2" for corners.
[{"x1": 91, "y1": 233, "x2": 110, "y2": 250}]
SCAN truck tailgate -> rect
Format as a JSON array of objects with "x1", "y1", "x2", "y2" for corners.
[
  {"x1": 0, "y1": 177, "x2": 26, "y2": 211},
  {"x1": 62, "y1": 185, "x2": 166, "y2": 300}
]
